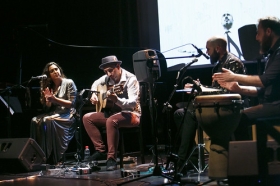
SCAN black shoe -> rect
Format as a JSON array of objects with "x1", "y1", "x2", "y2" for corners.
[
  {"x1": 89, "y1": 151, "x2": 107, "y2": 161},
  {"x1": 106, "y1": 158, "x2": 117, "y2": 171}
]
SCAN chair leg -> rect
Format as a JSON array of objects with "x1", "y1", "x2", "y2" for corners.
[
  {"x1": 139, "y1": 127, "x2": 145, "y2": 164},
  {"x1": 256, "y1": 121, "x2": 268, "y2": 185},
  {"x1": 75, "y1": 127, "x2": 82, "y2": 161},
  {"x1": 119, "y1": 131, "x2": 124, "y2": 169}
]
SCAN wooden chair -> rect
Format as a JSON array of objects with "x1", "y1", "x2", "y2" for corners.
[
  {"x1": 118, "y1": 122, "x2": 145, "y2": 168},
  {"x1": 101, "y1": 118, "x2": 145, "y2": 169}
]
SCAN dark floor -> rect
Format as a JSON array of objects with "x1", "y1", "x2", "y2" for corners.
[
  {"x1": 1, "y1": 150, "x2": 279, "y2": 186},
  {"x1": 0, "y1": 153, "x2": 214, "y2": 186}
]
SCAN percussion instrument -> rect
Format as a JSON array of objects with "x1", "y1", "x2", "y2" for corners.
[
  {"x1": 175, "y1": 86, "x2": 223, "y2": 109},
  {"x1": 176, "y1": 86, "x2": 223, "y2": 95},
  {"x1": 193, "y1": 94, "x2": 243, "y2": 179}
]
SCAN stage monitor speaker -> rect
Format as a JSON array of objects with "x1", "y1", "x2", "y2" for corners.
[
  {"x1": 133, "y1": 49, "x2": 161, "y2": 82},
  {"x1": 0, "y1": 138, "x2": 46, "y2": 173},
  {"x1": 238, "y1": 24, "x2": 260, "y2": 61},
  {"x1": 228, "y1": 140, "x2": 280, "y2": 176}
]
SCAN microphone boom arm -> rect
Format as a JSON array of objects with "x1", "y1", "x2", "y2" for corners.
[
  {"x1": 176, "y1": 58, "x2": 198, "y2": 84},
  {"x1": 162, "y1": 58, "x2": 198, "y2": 113}
]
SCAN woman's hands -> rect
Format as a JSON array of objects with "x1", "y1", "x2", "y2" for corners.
[
  {"x1": 43, "y1": 87, "x2": 57, "y2": 106},
  {"x1": 42, "y1": 87, "x2": 73, "y2": 108}
]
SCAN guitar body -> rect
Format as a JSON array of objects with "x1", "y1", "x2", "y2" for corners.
[{"x1": 96, "y1": 84, "x2": 123, "y2": 112}]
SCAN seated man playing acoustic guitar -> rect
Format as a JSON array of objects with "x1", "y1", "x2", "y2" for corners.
[{"x1": 83, "y1": 55, "x2": 141, "y2": 171}]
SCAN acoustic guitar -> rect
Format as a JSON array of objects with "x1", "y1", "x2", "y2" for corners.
[{"x1": 95, "y1": 84, "x2": 123, "y2": 112}]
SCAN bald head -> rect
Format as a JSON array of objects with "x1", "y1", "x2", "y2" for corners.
[
  {"x1": 207, "y1": 36, "x2": 227, "y2": 50},
  {"x1": 206, "y1": 36, "x2": 228, "y2": 64}
]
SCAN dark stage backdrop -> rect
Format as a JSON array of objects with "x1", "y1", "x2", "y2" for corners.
[
  {"x1": 0, "y1": 1, "x2": 262, "y2": 152},
  {"x1": 0, "y1": 0, "x2": 145, "y2": 89},
  {"x1": 0, "y1": 0, "x2": 166, "y2": 149}
]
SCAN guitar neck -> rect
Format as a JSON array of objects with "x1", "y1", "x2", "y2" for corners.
[{"x1": 101, "y1": 85, "x2": 123, "y2": 100}]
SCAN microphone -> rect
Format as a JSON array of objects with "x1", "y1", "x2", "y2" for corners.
[
  {"x1": 186, "y1": 76, "x2": 202, "y2": 94},
  {"x1": 176, "y1": 58, "x2": 198, "y2": 80},
  {"x1": 31, "y1": 74, "x2": 47, "y2": 80},
  {"x1": 192, "y1": 44, "x2": 210, "y2": 59}
]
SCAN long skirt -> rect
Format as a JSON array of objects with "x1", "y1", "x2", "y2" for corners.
[{"x1": 30, "y1": 113, "x2": 76, "y2": 164}]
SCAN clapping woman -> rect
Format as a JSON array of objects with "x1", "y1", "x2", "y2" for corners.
[{"x1": 30, "y1": 62, "x2": 77, "y2": 164}]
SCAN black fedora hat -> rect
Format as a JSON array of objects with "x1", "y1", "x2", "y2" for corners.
[{"x1": 99, "y1": 55, "x2": 122, "y2": 69}]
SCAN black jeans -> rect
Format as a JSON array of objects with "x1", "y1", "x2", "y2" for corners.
[{"x1": 173, "y1": 107, "x2": 197, "y2": 161}]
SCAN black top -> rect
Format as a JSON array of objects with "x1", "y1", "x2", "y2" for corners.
[
  {"x1": 258, "y1": 38, "x2": 280, "y2": 103},
  {"x1": 212, "y1": 52, "x2": 246, "y2": 93}
]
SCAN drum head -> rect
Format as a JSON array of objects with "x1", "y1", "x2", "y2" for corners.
[{"x1": 194, "y1": 94, "x2": 241, "y2": 107}]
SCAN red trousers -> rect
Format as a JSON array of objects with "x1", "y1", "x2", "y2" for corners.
[{"x1": 82, "y1": 111, "x2": 140, "y2": 160}]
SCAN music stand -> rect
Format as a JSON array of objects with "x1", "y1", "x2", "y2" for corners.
[
  {"x1": 0, "y1": 77, "x2": 46, "y2": 138},
  {"x1": 0, "y1": 86, "x2": 24, "y2": 138},
  {"x1": 0, "y1": 96, "x2": 22, "y2": 115}
]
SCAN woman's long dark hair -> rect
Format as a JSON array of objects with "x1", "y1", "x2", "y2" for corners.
[{"x1": 40, "y1": 62, "x2": 66, "y2": 104}]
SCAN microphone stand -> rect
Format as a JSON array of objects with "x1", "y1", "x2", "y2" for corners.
[
  {"x1": 118, "y1": 57, "x2": 180, "y2": 185},
  {"x1": 162, "y1": 59, "x2": 201, "y2": 184},
  {"x1": 133, "y1": 53, "x2": 204, "y2": 63},
  {"x1": 162, "y1": 57, "x2": 199, "y2": 153},
  {"x1": 118, "y1": 53, "x2": 203, "y2": 185}
]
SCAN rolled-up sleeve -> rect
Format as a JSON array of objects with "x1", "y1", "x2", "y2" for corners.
[
  {"x1": 91, "y1": 75, "x2": 107, "y2": 91},
  {"x1": 260, "y1": 51, "x2": 280, "y2": 86},
  {"x1": 116, "y1": 76, "x2": 139, "y2": 109},
  {"x1": 258, "y1": 50, "x2": 280, "y2": 101}
]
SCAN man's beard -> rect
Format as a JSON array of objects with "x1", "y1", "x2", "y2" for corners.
[
  {"x1": 210, "y1": 50, "x2": 220, "y2": 65},
  {"x1": 260, "y1": 34, "x2": 273, "y2": 54}
]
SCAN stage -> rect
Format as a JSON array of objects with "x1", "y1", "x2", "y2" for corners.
[
  {"x1": 2, "y1": 152, "x2": 278, "y2": 186},
  {"x1": 0, "y1": 153, "x2": 227, "y2": 186}
]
